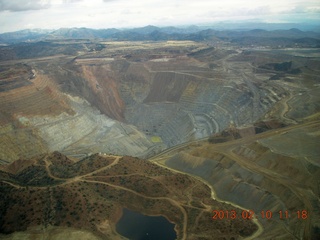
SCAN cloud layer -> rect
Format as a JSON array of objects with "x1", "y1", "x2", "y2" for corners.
[
  {"x1": 0, "y1": 0, "x2": 51, "y2": 12},
  {"x1": 0, "y1": 0, "x2": 319, "y2": 33}
]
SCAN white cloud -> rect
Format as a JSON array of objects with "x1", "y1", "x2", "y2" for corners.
[{"x1": 0, "y1": 0, "x2": 319, "y2": 33}]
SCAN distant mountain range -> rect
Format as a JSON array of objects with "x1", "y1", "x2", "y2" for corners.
[{"x1": 1, "y1": 24, "x2": 320, "y2": 45}]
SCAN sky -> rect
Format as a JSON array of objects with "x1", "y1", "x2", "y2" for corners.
[{"x1": 0, "y1": 0, "x2": 319, "y2": 33}]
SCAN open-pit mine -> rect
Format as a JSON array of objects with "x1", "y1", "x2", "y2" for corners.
[{"x1": 0, "y1": 28, "x2": 319, "y2": 239}]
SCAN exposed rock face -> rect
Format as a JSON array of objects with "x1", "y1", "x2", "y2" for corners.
[
  {"x1": 57, "y1": 62, "x2": 126, "y2": 122},
  {"x1": 0, "y1": 35, "x2": 320, "y2": 240},
  {"x1": 121, "y1": 55, "x2": 287, "y2": 147},
  {"x1": 0, "y1": 101, "x2": 156, "y2": 162},
  {"x1": 0, "y1": 41, "x2": 319, "y2": 164},
  {"x1": 163, "y1": 121, "x2": 320, "y2": 240}
]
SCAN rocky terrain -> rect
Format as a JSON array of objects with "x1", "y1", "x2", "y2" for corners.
[
  {"x1": 152, "y1": 117, "x2": 320, "y2": 239},
  {"x1": 2, "y1": 38, "x2": 315, "y2": 162},
  {"x1": 0, "y1": 152, "x2": 258, "y2": 239},
  {"x1": 0, "y1": 27, "x2": 319, "y2": 239}
]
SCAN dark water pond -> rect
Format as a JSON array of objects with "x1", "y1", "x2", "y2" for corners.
[{"x1": 116, "y1": 208, "x2": 177, "y2": 240}]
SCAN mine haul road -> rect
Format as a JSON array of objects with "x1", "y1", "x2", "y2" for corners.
[{"x1": 149, "y1": 119, "x2": 320, "y2": 240}]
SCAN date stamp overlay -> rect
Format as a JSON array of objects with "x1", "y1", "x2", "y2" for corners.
[{"x1": 212, "y1": 210, "x2": 308, "y2": 220}]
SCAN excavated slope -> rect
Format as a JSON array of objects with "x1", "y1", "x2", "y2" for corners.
[
  {"x1": 161, "y1": 120, "x2": 320, "y2": 239},
  {"x1": 0, "y1": 42, "x2": 319, "y2": 165},
  {"x1": 0, "y1": 39, "x2": 319, "y2": 240},
  {"x1": 0, "y1": 59, "x2": 155, "y2": 162}
]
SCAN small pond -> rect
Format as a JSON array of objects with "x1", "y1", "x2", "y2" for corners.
[{"x1": 116, "y1": 208, "x2": 177, "y2": 240}]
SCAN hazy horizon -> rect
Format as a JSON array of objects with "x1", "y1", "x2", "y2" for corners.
[{"x1": 0, "y1": 0, "x2": 320, "y2": 34}]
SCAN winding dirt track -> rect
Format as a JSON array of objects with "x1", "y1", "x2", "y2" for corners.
[
  {"x1": 81, "y1": 179, "x2": 188, "y2": 240},
  {"x1": 1, "y1": 155, "x2": 192, "y2": 240},
  {"x1": 2, "y1": 121, "x2": 317, "y2": 239},
  {"x1": 150, "y1": 119, "x2": 320, "y2": 240}
]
